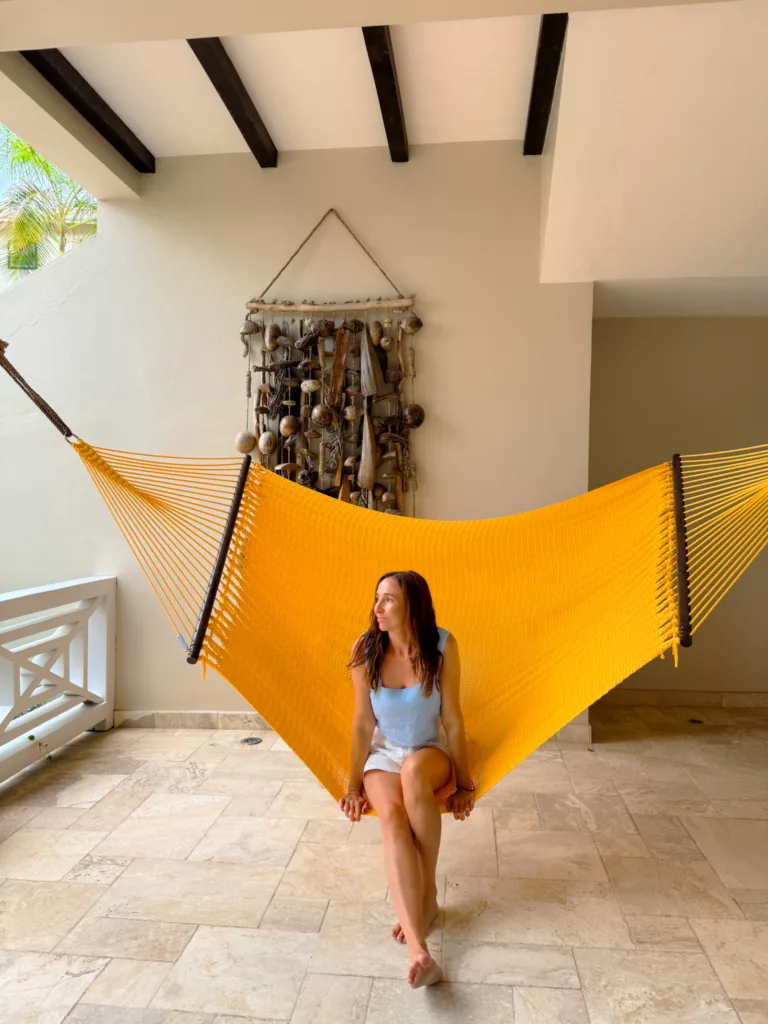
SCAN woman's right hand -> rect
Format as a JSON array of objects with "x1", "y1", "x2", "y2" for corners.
[{"x1": 339, "y1": 789, "x2": 369, "y2": 821}]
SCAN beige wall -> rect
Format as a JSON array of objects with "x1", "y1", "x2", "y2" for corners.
[
  {"x1": 591, "y1": 317, "x2": 768, "y2": 692},
  {"x1": 0, "y1": 143, "x2": 592, "y2": 711}
]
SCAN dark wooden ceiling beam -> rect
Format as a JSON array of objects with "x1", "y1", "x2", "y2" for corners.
[
  {"x1": 362, "y1": 26, "x2": 408, "y2": 163},
  {"x1": 19, "y1": 48, "x2": 155, "y2": 173},
  {"x1": 187, "y1": 37, "x2": 277, "y2": 169},
  {"x1": 523, "y1": 13, "x2": 569, "y2": 157}
]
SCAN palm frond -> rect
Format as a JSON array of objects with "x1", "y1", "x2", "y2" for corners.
[{"x1": 1, "y1": 122, "x2": 98, "y2": 279}]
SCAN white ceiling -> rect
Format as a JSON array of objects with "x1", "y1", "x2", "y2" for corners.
[
  {"x1": 63, "y1": 40, "x2": 246, "y2": 157},
  {"x1": 11, "y1": 2, "x2": 768, "y2": 317},
  {"x1": 62, "y1": 17, "x2": 540, "y2": 157}
]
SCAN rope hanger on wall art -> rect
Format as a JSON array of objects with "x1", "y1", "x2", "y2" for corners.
[
  {"x1": 235, "y1": 208, "x2": 426, "y2": 517},
  {"x1": 253, "y1": 206, "x2": 407, "y2": 305}
]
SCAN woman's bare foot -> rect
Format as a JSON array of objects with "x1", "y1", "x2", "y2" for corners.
[
  {"x1": 408, "y1": 952, "x2": 442, "y2": 988},
  {"x1": 391, "y1": 896, "x2": 439, "y2": 944}
]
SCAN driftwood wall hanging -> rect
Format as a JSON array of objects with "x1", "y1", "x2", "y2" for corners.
[{"x1": 234, "y1": 209, "x2": 425, "y2": 516}]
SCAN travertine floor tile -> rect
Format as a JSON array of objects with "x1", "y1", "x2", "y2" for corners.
[
  {"x1": 200, "y1": 776, "x2": 283, "y2": 814},
  {"x1": 0, "y1": 805, "x2": 40, "y2": 841},
  {"x1": 346, "y1": 817, "x2": 383, "y2": 844},
  {"x1": 625, "y1": 914, "x2": 702, "y2": 951},
  {"x1": 266, "y1": 780, "x2": 348, "y2": 820},
  {"x1": 632, "y1": 814, "x2": 706, "y2": 860},
  {"x1": 491, "y1": 794, "x2": 541, "y2": 830},
  {"x1": 437, "y1": 809, "x2": 497, "y2": 877},
  {"x1": 277, "y1": 842, "x2": 386, "y2": 901},
  {"x1": 151, "y1": 925, "x2": 317, "y2": 1018},
  {"x1": 259, "y1": 896, "x2": 328, "y2": 932},
  {"x1": 594, "y1": 833, "x2": 650, "y2": 858},
  {"x1": 603, "y1": 856, "x2": 743, "y2": 918},
  {"x1": 62, "y1": 854, "x2": 132, "y2": 885},
  {"x1": 82, "y1": 959, "x2": 173, "y2": 1008},
  {"x1": 310, "y1": 899, "x2": 440, "y2": 979},
  {"x1": 690, "y1": 918, "x2": 768, "y2": 999},
  {"x1": 93, "y1": 794, "x2": 228, "y2": 860},
  {"x1": 613, "y1": 780, "x2": 718, "y2": 816},
  {"x1": 209, "y1": 752, "x2": 313, "y2": 782},
  {"x1": 0, "y1": 879, "x2": 108, "y2": 952},
  {"x1": 185, "y1": 730, "x2": 277, "y2": 762},
  {"x1": 291, "y1": 974, "x2": 372, "y2": 1024},
  {"x1": 561, "y1": 749, "x2": 648, "y2": 782},
  {"x1": 681, "y1": 816, "x2": 768, "y2": 889},
  {"x1": 61, "y1": 1004, "x2": 217, "y2": 1023},
  {"x1": 0, "y1": 827, "x2": 107, "y2": 881},
  {"x1": 115, "y1": 762, "x2": 216, "y2": 797},
  {"x1": 120, "y1": 736, "x2": 210, "y2": 762},
  {"x1": 366, "y1": 979, "x2": 516, "y2": 1023},
  {"x1": 441, "y1": 940, "x2": 580, "y2": 987},
  {"x1": 0, "y1": 949, "x2": 107, "y2": 1024},
  {"x1": 22, "y1": 806, "x2": 88, "y2": 828},
  {"x1": 713, "y1": 800, "x2": 768, "y2": 819},
  {"x1": 68, "y1": 791, "x2": 147, "y2": 831},
  {"x1": 90, "y1": 858, "x2": 282, "y2": 926},
  {"x1": 445, "y1": 877, "x2": 632, "y2": 947},
  {"x1": 535, "y1": 790, "x2": 637, "y2": 833},
  {"x1": 49, "y1": 774, "x2": 128, "y2": 807},
  {"x1": 575, "y1": 947, "x2": 739, "y2": 1024},
  {"x1": 729, "y1": 888, "x2": 768, "y2": 921},
  {"x1": 685, "y1": 766, "x2": 768, "y2": 802},
  {"x1": 514, "y1": 986, "x2": 590, "y2": 1023},
  {"x1": 1, "y1": 711, "x2": 764, "y2": 1020},
  {"x1": 484, "y1": 760, "x2": 574, "y2": 797},
  {"x1": 496, "y1": 829, "x2": 607, "y2": 881},
  {"x1": 626, "y1": 737, "x2": 720, "y2": 770},
  {"x1": 730, "y1": 1000, "x2": 768, "y2": 1024},
  {"x1": 55, "y1": 915, "x2": 195, "y2": 960},
  {"x1": 187, "y1": 815, "x2": 305, "y2": 866},
  {"x1": 302, "y1": 819, "x2": 353, "y2": 843}
]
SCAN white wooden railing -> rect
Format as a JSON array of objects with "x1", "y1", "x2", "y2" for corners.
[{"x1": 0, "y1": 576, "x2": 115, "y2": 785}]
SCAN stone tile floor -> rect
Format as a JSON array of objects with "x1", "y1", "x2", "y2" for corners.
[{"x1": 0, "y1": 703, "x2": 767, "y2": 1023}]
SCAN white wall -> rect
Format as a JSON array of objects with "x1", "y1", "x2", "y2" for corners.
[
  {"x1": 591, "y1": 317, "x2": 768, "y2": 693},
  {"x1": 542, "y1": 0, "x2": 768, "y2": 284},
  {"x1": 0, "y1": 143, "x2": 592, "y2": 711}
]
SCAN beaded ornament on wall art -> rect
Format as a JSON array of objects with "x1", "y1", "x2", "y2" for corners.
[{"x1": 235, "y1": 209, "x2": 425, "y2": 517}]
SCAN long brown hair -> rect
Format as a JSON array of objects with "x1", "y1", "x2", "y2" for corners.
[{"x1": 350, "y1": 571, "x2": 442, "y2": 696}]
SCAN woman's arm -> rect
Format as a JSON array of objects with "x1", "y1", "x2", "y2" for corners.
[
  {"x1": 347, "y1": 641, "x2": 376, "y2": 793},
  {"x1": 439, "y1": 634, "x2": 473, "y2": 790}
]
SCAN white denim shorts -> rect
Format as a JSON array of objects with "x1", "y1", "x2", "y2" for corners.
[{"x1": 363, "y1": 726, "x2": 453, "y2": 777}]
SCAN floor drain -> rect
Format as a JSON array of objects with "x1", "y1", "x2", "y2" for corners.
[{"x1": 240, "y1": 736, "x2": 263, "y2": 745}]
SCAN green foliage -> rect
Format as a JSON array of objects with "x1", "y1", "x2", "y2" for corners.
[{"x1": 0, "y1": 124, "x2": 97, "y2": 281}]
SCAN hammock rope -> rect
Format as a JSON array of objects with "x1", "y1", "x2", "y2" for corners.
[
  {"x1": 69, "y1": 439, "x2": 768, "y2": 810},
  {"x1": 3, "y1": 342, "x2": 768, "y2": 810}
]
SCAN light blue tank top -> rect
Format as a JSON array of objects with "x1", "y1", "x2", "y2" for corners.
[{"x1": 369, "y1": 627, "x2": 449, "y2": 748}]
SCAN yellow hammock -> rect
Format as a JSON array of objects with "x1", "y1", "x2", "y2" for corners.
[
  {"x1": 71, "y1": 438, "x2": 768, "y2": 809},
  {"x1": 3, "y1": 339, "x2": 768, "y2": 808}
]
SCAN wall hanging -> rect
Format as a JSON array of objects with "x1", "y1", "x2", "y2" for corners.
[{"x1": 235, "y1": 209, "x2": 425, "y2": 516}]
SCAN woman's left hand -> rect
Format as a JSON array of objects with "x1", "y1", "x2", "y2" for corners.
[{"x1": 446, "y1": 788, "x2": 475, "y2": 821}]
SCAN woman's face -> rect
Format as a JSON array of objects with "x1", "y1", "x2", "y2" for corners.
[{"x1": 374, "y1": 576, "x2": 407, "y2": 633}]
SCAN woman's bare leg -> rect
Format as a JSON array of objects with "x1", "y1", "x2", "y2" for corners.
[
  {"x1": 364, "y1": 769, "x2": 435, "y2": 982},
  {"x1": 398, "y1": 747, "x2": 452, "y2": 937}
]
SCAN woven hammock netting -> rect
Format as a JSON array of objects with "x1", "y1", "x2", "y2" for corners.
[{"x1": 75, "y1": 440, "x2": 768, "y2": 810}]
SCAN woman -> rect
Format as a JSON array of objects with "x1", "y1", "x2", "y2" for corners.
[{"x1": 338, "y1": 570, "x2": 476, "y2": 989}]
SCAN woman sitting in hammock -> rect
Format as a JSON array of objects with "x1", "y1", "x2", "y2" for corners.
[{"x1": 339, "y1": 570, "x2": 475, "y2": 989}]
